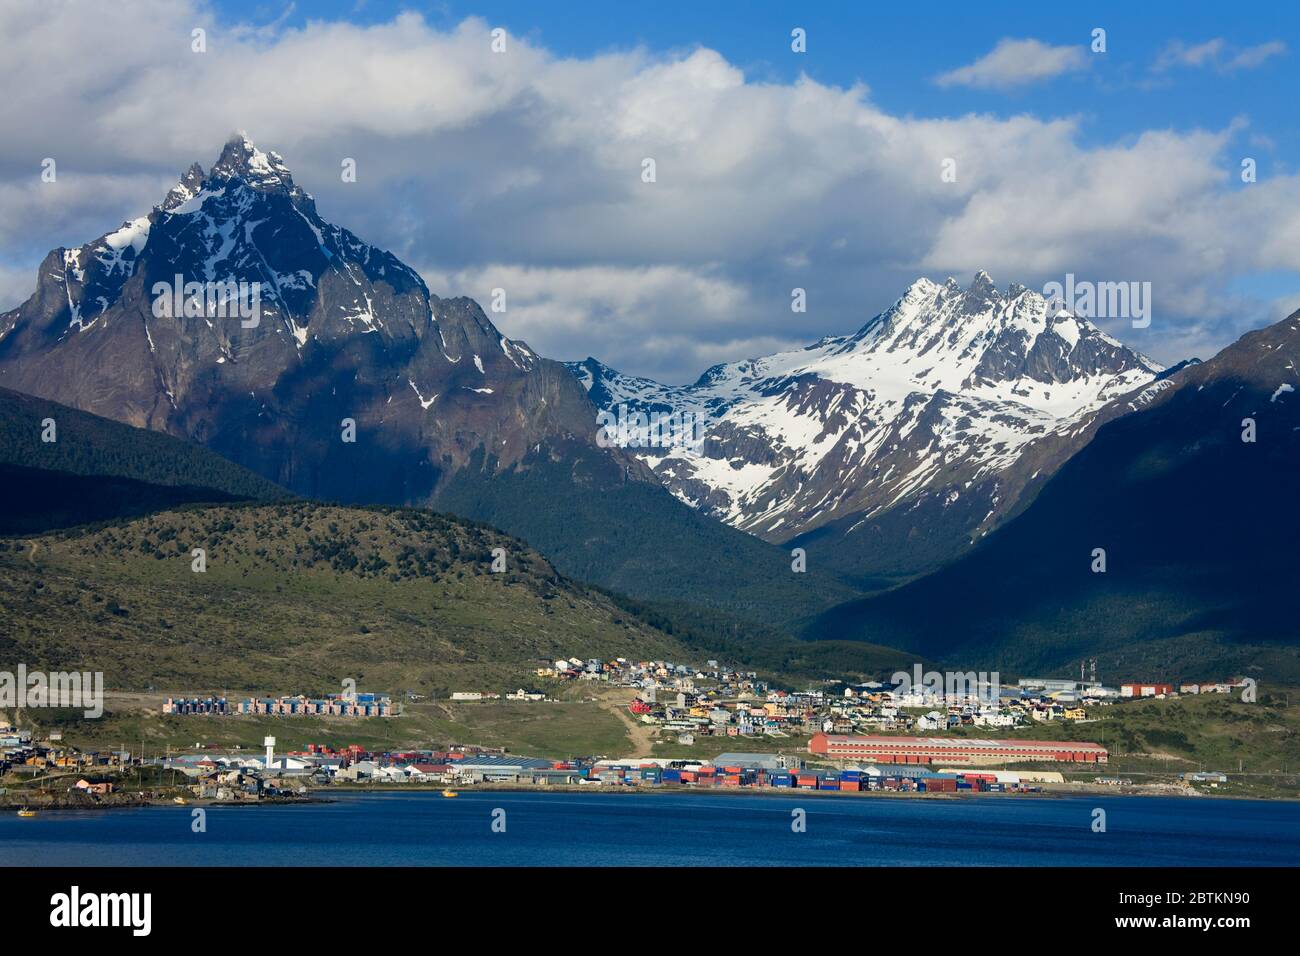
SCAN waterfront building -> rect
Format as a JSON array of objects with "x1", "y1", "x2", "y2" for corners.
[{"x1": 808, "y1": 733, "x2": 1108, "y2": 765}]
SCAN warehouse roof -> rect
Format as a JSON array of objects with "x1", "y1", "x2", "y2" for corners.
[{"x1": 454, "y1": 755, "x2": 554, "y2": 770}]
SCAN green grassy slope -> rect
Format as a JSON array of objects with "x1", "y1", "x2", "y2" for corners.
[{"x1": 0, "y1": 501, "x2": 702, "y2": 693}]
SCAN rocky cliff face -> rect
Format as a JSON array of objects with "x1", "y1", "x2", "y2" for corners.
[{"x1": 0, "y1": 135, "x2": 644, "y2": 504}]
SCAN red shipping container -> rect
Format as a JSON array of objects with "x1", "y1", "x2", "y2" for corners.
[{"x1": 839, "y1": 780, "x2": 860, "y2": 792}]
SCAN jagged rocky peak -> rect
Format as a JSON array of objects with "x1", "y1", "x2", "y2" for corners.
[
  {"x1": 855, "y1": 271, "x2": 1159, "y2": 385},
  {"x1": 208, "y1": 133, "x2": 299, "y2": 194},
  {"x1": 161, "y1": 162, "x2": 206, "y2": 211},
  {"x1": 159, "y1": 133, "x2": 310, "y2": 214},
  {"x1": 969, "y1": 267, "x2": 998, "y2": 294}
]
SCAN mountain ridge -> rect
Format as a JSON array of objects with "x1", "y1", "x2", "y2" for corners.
[{"x1": 569, "y1": 272, "x2": 1164, "y2": 583}]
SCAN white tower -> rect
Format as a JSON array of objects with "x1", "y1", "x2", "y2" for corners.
[{"x1": 264, "y1": 735, "x2": 276, "y2": 770}]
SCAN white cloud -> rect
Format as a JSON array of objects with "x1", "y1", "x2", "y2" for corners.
[
  {"x1": 1226, "y1": 41, "x2": 1288, "y2": 71},
  {"x1": 1154, "y1": 38, "x2": 1287, "y2": 73},
  {"x1": 0, "y1": 3, "x2": 1296, "y2": 379},
  {"x1": 419, "y1": 262, "x2": 773, "y2": 382},
  {"x1": 934, "y1": 38, "x2": 1089, "y2": 90}
]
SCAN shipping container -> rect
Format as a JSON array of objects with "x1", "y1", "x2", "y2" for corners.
[{"x1": 839, "y1": 780, "x2": 860, "y2": 792}]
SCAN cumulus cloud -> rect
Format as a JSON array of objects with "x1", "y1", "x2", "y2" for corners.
[
  {"x1": 420, "y1": 263, "x2": 784, "y2": 382},
  {"x1": 1154, "y1": 38, "x2": 1287, "y2": 73},
  {"x1": 0, "y1": 2, "x2": 1295, "y2": 380},
  {"x1": 934, "y1": 38, "x2": 1089, "y2": 90}
]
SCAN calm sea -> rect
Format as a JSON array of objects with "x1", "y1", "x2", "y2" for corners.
[{"x1": 3, "y1": 791, "x2": 1298, "y2": 866}]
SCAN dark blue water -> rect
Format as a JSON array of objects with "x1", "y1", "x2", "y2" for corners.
[{"x1": 2, "y1": 792, "x2": 1298, "y2": 866}]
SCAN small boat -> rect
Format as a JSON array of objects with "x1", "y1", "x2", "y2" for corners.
[
  {"x1": 17, "y1": 808, "x2": 36, "y2": 818},
  {"x1": 441, "y1": 789, "x2": 458, "y2": 798},
  {"x1": 173, "y1": 797, "x2": 189, "y2": 805}
]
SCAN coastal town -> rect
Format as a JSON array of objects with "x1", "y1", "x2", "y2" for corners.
[
  {"x1": 148, "y1": 657, "x2": 1252, "y2": 745},
  {"x1": 1, "y1": 656, "x2": 1258, "y2": 809}
]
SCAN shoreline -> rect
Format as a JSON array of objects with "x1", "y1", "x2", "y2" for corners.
[
  {"x1": 326, "y1": 779, "x2": 1298, "y2": 802},
  {"x1": 0, "y1": 793, "x2": 320, "y2": 812},
  {"x1": 10, "y1": 781, "x2": 1293, "y2": 812}
]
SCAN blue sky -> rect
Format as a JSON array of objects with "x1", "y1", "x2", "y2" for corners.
[{"x1": 1, "y1": 1, "x2": 1297, "y2": 380}]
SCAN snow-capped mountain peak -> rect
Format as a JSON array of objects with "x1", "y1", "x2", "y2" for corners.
[
  {"x1": 0, "y1": 138, "x2": 616, "y2": 504},
  {"x1": 31, "y1": 136, "x2": 443, "y2": 349},
  {"x1": 569, "y1": 273, "x2": 1163, "y2": 566},
  {"x1": 207, "y1": 133, "x2": 303, "y2": 198}
]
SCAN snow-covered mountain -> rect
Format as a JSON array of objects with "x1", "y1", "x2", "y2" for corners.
[
  {"x1": 0, "y1": 134, "x2": 634, "y2": 503},
  {"x1": 570, "y1": 272, "x2": 1163, "y2": 581}
]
